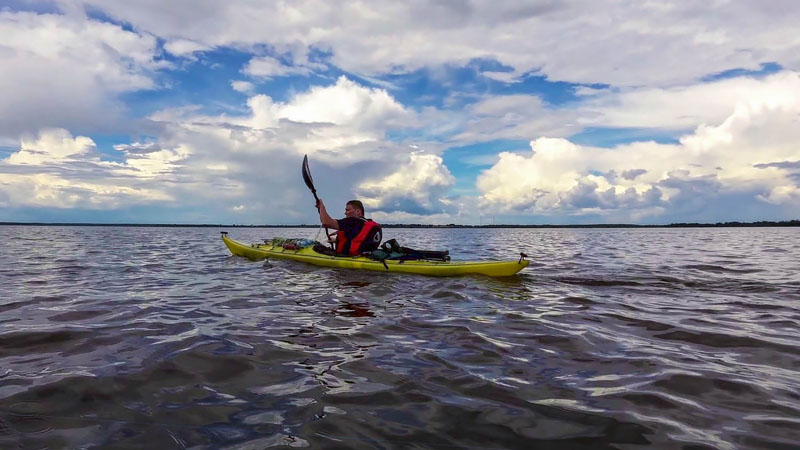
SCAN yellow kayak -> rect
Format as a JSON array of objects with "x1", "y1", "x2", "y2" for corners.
[{"x1": 222, "y1": 233, "x2": 529, "y2": 277}]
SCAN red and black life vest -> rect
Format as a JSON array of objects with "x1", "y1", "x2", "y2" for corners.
[{"x1": 336, "y1": 219, "x2": 382, "y2": 256}]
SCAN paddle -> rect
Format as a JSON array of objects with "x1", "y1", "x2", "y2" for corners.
[
  {"x1": 302, "y1": 155, "x2": 336, "y2": 248},
  {"x1": 302, "y1": 154, "x2": 318, "y2": 204}
]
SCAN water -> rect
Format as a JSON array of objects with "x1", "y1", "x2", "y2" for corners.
[{"x1": 1, "y1": 225, "x2": 799, "y2": 449}]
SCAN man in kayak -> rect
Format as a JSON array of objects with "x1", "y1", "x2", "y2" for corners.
[{"x1": 316, "y1": 199, "x2": 382, "y2": 255}]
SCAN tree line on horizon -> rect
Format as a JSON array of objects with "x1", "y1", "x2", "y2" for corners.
[{"x1": 1, "y1": 220, "x2": 799, "y2": 228}]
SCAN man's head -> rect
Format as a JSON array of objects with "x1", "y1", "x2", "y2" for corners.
[{"x1": 345, "y1": 200, "x2": 365, "y2": 218}]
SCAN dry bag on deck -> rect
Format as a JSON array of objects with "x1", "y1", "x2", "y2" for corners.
[{"x1": 369, "y1": 239, "x2": 450, "y2": 263}]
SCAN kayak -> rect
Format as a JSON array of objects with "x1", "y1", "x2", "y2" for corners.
[{"x1": 222, "y1": 233, "x2": 529, "y2": 277}]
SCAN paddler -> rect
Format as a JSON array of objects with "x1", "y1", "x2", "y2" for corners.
[{"x1": 316, "y1": 199, "x2": 383, "y2": 255}]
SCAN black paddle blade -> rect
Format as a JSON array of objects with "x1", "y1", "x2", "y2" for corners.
[{"x1": 302, "y1": 154, "x2": 316, "y2": 194}]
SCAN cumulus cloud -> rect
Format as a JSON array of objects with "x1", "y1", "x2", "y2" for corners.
[
  {"x1": 155, "y1": 75, "x2": 415, "y2": 166},
  {"x1": 448, "y1": 72, "x2": 800, "y2": 147},
  {"x1": 0, "y1": 129, "x2": 180, "y2": 209},
  {"x1": 476, "y1": 84, "x2": 800, "y2": 222},
  {"x1": 356, "y1": 152, "x2": 455, "y2": 215},
  {"x1": 0, "y1": 10, "x2": 164, "y2": 138},
  {"x1": 579, "y1": 71, "x2": 800, "y2": 131},
  {"x1": 621, "y1": 169, "x2": 647, "y2": 181},
  {"x1": 8, "y1": 129, "x2": 96, "y2": 165},
  {"x1": 0, "y1": 76, "x2": 431, "y2": 223},
  {"x1": 5, "y1": 3, "x2": 800, "y2": 224}
]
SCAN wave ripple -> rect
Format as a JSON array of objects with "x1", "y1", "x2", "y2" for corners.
[{"x1": 1, "y1": 225, "x2": 799, "y2": 449}]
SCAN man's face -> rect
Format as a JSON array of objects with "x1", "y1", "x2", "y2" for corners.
[{"x1": 344, "y1": 204, "x2": 362, "y2": 218}]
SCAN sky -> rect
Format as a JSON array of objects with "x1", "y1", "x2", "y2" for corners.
[{"x1": 1, "y1": 0, "x2": 799, "y2": 225}]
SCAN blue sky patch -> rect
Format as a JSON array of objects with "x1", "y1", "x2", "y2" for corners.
[
  {"x1": 570, "y1": 127, "x2": 682, "y2": 148},
  {"x1": 701, "y1": 62, "x2": 782, "y2": 82},
  {"x1": 443, "y1": 139, "x2": 530, "y2": 195}
]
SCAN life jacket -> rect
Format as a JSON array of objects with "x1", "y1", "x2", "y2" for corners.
[{"x1": 336, "y1": 218, "x2": 382, "y2": 256}]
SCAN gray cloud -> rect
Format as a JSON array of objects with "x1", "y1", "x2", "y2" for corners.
[
  {"x1": 0, "y1": 10, "x2": 164, "y2": 140},
  {"x1": 75, "y1": 0, "x2": 800, "y2": 87},
  {"x1": 622, "y1": 169, "x2": 648, "y2": 180},
  {"x1": 113, "y1": 142, "x2": 165, "y2": 155},
  {"x1": 558, "y1": 177, "x2": 665, "y2": 212},
  {"x1": 754, "y1": 160, "x2": 800, "y2": 169}
]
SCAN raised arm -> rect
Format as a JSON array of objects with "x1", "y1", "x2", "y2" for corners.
[{"x1": 317, "y1": 199, "x2": 339, "y2": 229}]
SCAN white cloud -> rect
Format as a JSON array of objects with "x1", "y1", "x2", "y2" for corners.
[
  {"x1": 0, "y1": 172, "x2": 172, "y2": 210},
  {"x1": 164, "y1": 38, "x2": 210, "y2": 56},
  {"x1": 481, "y1": 71, "x2": 519, "y2": 83},
  {"x1": 243, "y1": 55, "x2": 323, "y2": 79},
  {"x1": 439, "y1": 72, "x2": 800, "y2": 149},
  {"x1": 8, "y1": 128, "x2": 95, "y2": 165},
  {"x1": 476, "y1": 85, "x2": 800, "y2": 221},
  {"x1": 114, "y1": 144, "x2": 190, "y2": 178},
  {"x1": 357, "y1": 152, "x2": 455, "y2": 215},
  {"x1": 453, "y1": 94, "x2": 578, "y2": 142},
  {"x1": 244, "y1": 56, "x2": 300, "y2": 78},
  {"x1": 0, "y1": 76, "x2": 431, "y2": 222},
  {"x1": 0, "y1": 10, "x2": 164, "y2": 138},
  {"x1": 574, "y1": 86, "x2": 610, "y2": 97},
  {"x1": 279, "y1": 76, "x2": 406, "y2": 126},
  {"x1": 74, "y1": 1, "x2": 800, "y2": 87},
  {"x1": 163, "y1": 75, "x2": 415, "y2": 165},
  {"x1": 231, "y1": 80, "x2": 255, "y2": 94},
  {"x1": 579, "y1": 71, "x2": 800, "y2": 130},
  {"x1": 0, "y1": 129, "x2": 185, "y2": 209},
  {"x1": 5, "y1": 3, "x2": 800, "y2": 224}
]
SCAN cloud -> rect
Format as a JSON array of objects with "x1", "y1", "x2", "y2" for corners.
[
  {"x1": 274, "y1": 76, "x2": 407, "y2": 127},
  {"x1": 0, "y1": 129, "x2": 186, "y2": 210},
  {"x1": 0, "y1": 76, "x2": 433, "y2": 223},
  {"x1": 163, "y1": 38, "x2": 210, "y2": 56},
  {"x1": 5, "y1": 3, "x2": 800, "y2": 224},
  {"x1": 356, "y1": 152, "x2": 455, "y2": 215},
  {"x1": 113, "y1": 141, "x2": 163, "y2": 155},
  {"x1": 150, "y1": 76, "x2": 412, "y2": 163},
  {"x1": 234, "y1": 76, "x2": 414, "y2": 164},
  {"x1": 0, "y1": 10, "x2": 164, "y2": 139},
  {"x1": 243, "y1": 55, "x2": 325, "y2": 79},
  {"x1": 231, "y1": 80, "x2": 255, "y2": 94},
  {"x1": 453, "y1": 94, "x2": 578, "y2": 142},
  {"x1": 74, "y1": 1, "x2": 800, "y2": 87},
  {"x1": 447, "y1": 72, "x2": 800, "y2": 147},
  {"x1": 7, "y1": 128, "x2": 95, "y2": 165},
  {"x1": 579, "y1": 71, "x2": 800, "y2": 131},
  {"x1": 621, "y1": 169, "x2": 647, "y2": 180},
  {"x1": 480, "y1": 71, "x2": 519, "y2": 83},
  {"x1": 754, "y1": 160, "x2": 800, "y2": 170},
  {"x1": 475, "y1": 84, "x2": 800, "y2": 222}
]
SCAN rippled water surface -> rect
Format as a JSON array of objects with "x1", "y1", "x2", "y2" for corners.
[{"x1": 1, "y1": 225, "x2": 799, "y2": 449}]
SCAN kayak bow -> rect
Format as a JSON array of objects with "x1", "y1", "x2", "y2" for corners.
[{"x1": 222, "y1": 232, "x2": 528, "y2": 277}]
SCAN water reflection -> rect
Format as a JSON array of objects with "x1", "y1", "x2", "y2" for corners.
[{"x1": 332, "y1": 302, "x2": 374, "y2": 318}]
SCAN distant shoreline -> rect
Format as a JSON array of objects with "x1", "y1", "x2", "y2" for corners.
[{"x1": 1, "y1": 220, "x2": 798, "y2": 228}]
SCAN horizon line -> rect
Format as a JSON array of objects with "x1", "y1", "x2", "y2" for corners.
[{"x1": 1, "y1": 220, "x2": 798, "y2": 229}]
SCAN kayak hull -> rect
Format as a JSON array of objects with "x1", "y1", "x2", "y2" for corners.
[{"x1": 222, "y1": 234, "x2": 528, "y2": 277}]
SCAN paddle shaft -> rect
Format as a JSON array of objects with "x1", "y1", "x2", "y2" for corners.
[{"x1": 302, "y1": 155, "x2": 335, "y2": 248}]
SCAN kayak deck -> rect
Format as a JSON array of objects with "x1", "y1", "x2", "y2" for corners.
[{"x1": 222, "y1": 233, "x2": 528, "y2": 277}]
